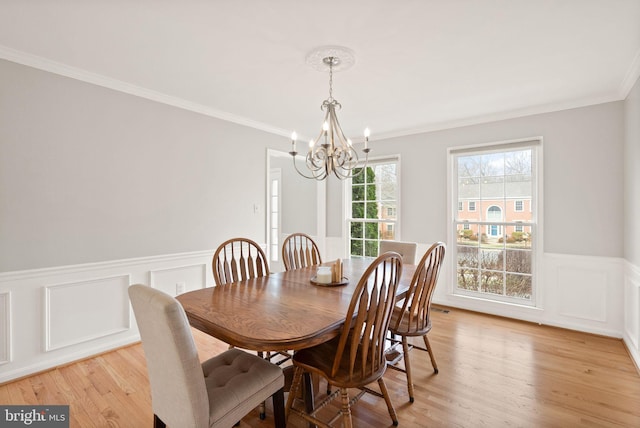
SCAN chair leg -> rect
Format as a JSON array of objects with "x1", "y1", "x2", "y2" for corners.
[
  {"x1": 285, "y1": 366, "x2": 304, "y2": 419},
  {"x1": 401, "y1": 336, "x2": 415, "y2": 403},
  {"x1": 423, "y1": 334, "x2": 439, "y2": 374},
  {"x1": 272, "y1": 388, "x2": 286, "y2": 428},
  {"x1": 377, "y1": 377, "x2": 399, "y2": 426},
  {"x1": 257, "y1": 350, "x2": 267, "y2": 419},
  {"x1": 339, "y1": 387, "x2": 353, "y2": 428},
  {"x1": 303, "y1": 372, "x2": 314, "y2": 415},
  {"x1": 259, "y1": 402, "x2": 266, "y2": 419},
  {"x1": 153, "y1": 414, "x2": 166, "y2": 428}
]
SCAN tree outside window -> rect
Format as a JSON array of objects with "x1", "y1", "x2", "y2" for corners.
[{"x1": 349, "y1": 161, "x2": 398, "y2": 257}]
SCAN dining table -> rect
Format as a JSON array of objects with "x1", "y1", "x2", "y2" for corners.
[
  {"x1": 176, "y1": 256, "x2": 414, "y2": 423},
  {"x1": 176, "y1": 257, "x2": 416, "y2": 354}
]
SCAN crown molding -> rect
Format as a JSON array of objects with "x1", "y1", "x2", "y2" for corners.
[
  {"x1": 1, "y1": 44, "x2": 636, "y2": 142},
  {"x1": 619, "y1": 49, "x2": 640, "y2": 99},
  {"x1": 0, "y1": 45, "x2": 291, "y2": 138},
  {"x1": 372, "y1": 93, "x2": 622, "y2": 142}
]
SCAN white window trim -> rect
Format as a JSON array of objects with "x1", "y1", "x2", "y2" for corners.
[
  {"x1": 344, "y1": 154, "x2": 401, "y2": 257},
  {"x1": 468, "y1": 201, "x2": 476, "y2": 212},
  {"x1": 447, "y1": 137, "x2": 543, "y2": 309},
  {"x1": 515, "y1": 200, "x2": 524, "y2": 212}
]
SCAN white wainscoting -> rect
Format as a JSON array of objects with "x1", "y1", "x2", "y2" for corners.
[
  {"x1": 1, "y1": 247, "x2": 636, "y2": 383},
  {"x1": 0, "y1": 291, "x2": 10, "y2": 365},
  {"x1": 0, "y1": 250, "x2": 214, "y2": 383},
  {"x1": 624, "y1": 261, "x2": 640, "y2": 370},
  {"x1": 434, "y1": 252, "x2": 624, "y2": 338},
  {"x1": 45, "y1": 275, "x2": 131, "y2": 352}
]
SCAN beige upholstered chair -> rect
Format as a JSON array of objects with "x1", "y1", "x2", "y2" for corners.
[
  {"x1": 282, "y1": 233, "x2": 322, "y2": 271},
  {"x1": 211, "y1": 237, "x2": 287, "y2": 416},
  {"x1": 388, "y1": 242, "x2": 446, "y2": 403},
  {"x1": 379, "y1": 240, "x2": 418, "y2": 265},
  {"x1": 128, "y1": 284, "x2": 285, "y2": 428},
  {"x1": 212, "y1": 237, "x2": 269, "y2": 285},
  {"x1": 286, "y1": 252, "x2": 403, "y2": 427}
]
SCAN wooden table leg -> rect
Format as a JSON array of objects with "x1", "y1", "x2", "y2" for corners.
[{"x1": 303, "y1": 372, "x2": 316, "y2": 428}]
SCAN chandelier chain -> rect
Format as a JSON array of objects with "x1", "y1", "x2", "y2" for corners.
[{"x1": 328, "y1": 58, "x2": 334, "y2": 101}]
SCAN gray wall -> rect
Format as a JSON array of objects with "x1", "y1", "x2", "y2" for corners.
[
  {"x1": 329, "y1": 101, "x2": 625, "y2": 258},
  {"x1": 0, "y1": 57, "x2": 628, "y2": 272},
  {"x1": 624, "y1": 75, "x2": 640, "y2": 265},
  {"x1": 0, "y1": 59, "x2": 282, "y2": 272}
]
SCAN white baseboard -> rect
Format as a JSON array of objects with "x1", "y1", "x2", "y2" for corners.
[{"x1": 624, "y1": 261, "x2": 640, "y2": 370}]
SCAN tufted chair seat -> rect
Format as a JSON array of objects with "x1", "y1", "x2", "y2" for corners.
[{"x1": 128, "y1": 284, "x2": 285, "y2": 428}]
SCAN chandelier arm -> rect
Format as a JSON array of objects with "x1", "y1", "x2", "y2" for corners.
[
  {"x1": 308, "y1": 141, "x2": 329, "y2": 171},
  {"x1": 327, "y1": 108, "x2": 360, "y2": 173},
  {"x1": 334, "y1": 152, "x2": 369, "y2": 180},
  {"x1": 290, "y1": 152, "x2": 327, "y2": 180}
]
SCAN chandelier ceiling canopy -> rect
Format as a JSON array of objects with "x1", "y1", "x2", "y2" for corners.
[{"x1": 289, "y1": 46, "x2": 370, "y2": 181}]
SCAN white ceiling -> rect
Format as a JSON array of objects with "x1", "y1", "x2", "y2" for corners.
[{"x1": 1, "y1": 0, "x2": 639, "y2": 142}]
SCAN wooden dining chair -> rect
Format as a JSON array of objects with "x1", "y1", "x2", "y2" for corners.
[
  {"x1": 387, "y1": 241, "x2": 446, "y2": 403},
  {"x1": 282, "y1": 232, "x2": 322, "y2": 271},
  {"x1": 379, "y1": 240, "x2": 418, "y2": 265},
  {"x1": 128, "y1": 284, "x2": 285, "y2": 428},
  {"x1": 286, "y1": 251, "x2": 404, "y2": 427},
  {"x1": 212, "y1": 237, "x2": 269, "y2": 285}
]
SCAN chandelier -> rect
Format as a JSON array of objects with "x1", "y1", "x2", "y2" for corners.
[{"x1": 289, "y1": 47, "x2": 370, "y2": 180}]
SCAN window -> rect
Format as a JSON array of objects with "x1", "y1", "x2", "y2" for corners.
[
  {"x1": 515, "y1": 200, "x2": 524, "y2": 212},
  {"x1": 269, "y1": 171, "x2": 281, "y2": 262},
  {"x1": 348, "y1": 158, "x2": 399, "y2": 257},
  {"x1": 468, "y1": 201, "x2": 476, "y2": 211},
  {"x1": 458, "y1": 201, "x2": 463, "y2": 211},
  {"x1": 451, "y1": 139, "x2": 539, "y2": 305}
]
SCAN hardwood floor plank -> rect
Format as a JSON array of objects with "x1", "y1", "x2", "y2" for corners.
[{"x1": 1, "y1": 307, "x2": 639, "y2": 427}]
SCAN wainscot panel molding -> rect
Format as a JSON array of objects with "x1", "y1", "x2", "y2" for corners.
[
  {"x1": 433, "y1": 252, "x2": 624, "y2": 339},
  {"x1": 45, "y1": 275, "x2": 131, "y2": 352},
  {"x1": 0, "y1": 249, "x2": 215, "y2": 383},
  {"x1": 0, "y1": 291, "x2": 10, "y2": 365},
  {"x1": 149, "y1": 263, "x2": 208, "y2": 296},
  {"x1": 624, "y1": 261, "x2": 640, "y2": 370}
]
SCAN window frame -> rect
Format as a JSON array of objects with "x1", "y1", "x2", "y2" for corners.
[
  {"x1": 448, "y1": 137, "x2": 542, "y2": 308},
  {"x1": 345, "y1": 155, "x2": 401, "y2": 258}
]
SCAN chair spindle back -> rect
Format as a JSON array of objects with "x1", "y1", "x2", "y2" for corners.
[
  {"x1": 390, "y1": 242, "x2": 445, "y2": 334},
  {"x1": 331, "y1": 251, "x2": 403, "y2": 381},
  {"x1": 282, "y1": 233, "x2": 322, "y2": 271},
  {"x1": 212, "y1": 238, "x2": 269, "y2": 285}
]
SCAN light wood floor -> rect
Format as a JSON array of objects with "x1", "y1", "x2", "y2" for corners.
[{"x1": 2, "y1": 307, "x2": 639, "y2": 427}]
